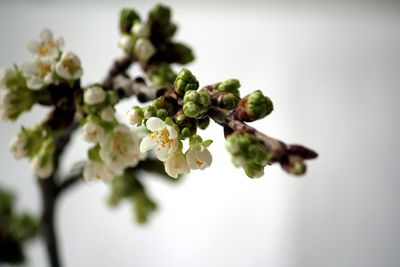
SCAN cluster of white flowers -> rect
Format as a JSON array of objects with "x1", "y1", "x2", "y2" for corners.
[
  {"x1": 80, "y1": 85, "x2": 145, "y2": 182},
  {"x1": 22, "y1": 29, "x2": 82, "y2": 90},
  {"x1": 139, "y1": 117, "x2": 212, "y2": 178},
  {"x1": 119, "y1": 21, "x2": 155, "y2": 64}
]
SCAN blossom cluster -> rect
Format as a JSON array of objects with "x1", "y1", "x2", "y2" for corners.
[
  {"x1": 118, "y1": 4, "x2": 193, "y2": 87},
  {"x1": 1, "y1": 29, "x2": 83, "y2": 178},
  {"x1": 79, "y1": 85, "x2": 145, "y2": 182}
]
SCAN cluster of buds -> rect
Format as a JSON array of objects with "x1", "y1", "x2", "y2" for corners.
[
  {"x1": 10, "y1": 126, "x2": 55, "y2": 179},
  {"x1": 79, "y1": 85, "x2": 145, "y2": 182},
  {"x1": 204, "y1": 79, "x2": 241, "y2": 110},
  {"x1": 118, "y1": 4, "x2": 193, "y2": 87},
  {"x1": 225, "y1": 133, "x2": 272, "y2": 178}
]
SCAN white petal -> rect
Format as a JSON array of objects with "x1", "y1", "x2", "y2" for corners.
[
  {"x1": 27, "y1": 78, "x2": 44, "y2": 90},
  {"x1": 156, "y1": 145, "x2": 172, "y2": 161},
  {"x1": 146, "y1": 117, "x2": 165, "y2": 132},
  {"x1": 140, "y1": 135, "x2": 158, "y2": 152},
  {"x1": 167, "y1": 125, "x2": 178, "y2": 139}
]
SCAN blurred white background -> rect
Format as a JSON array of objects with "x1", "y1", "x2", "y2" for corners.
[{"x1": 1, "y1": 0, "x2": 400, "y2": 266}]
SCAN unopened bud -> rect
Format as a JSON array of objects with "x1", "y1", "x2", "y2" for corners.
[
  {"x1": 120, "y1": 8, "x2": 140, "y2": 33},
  {"x1": 174, "y1": 68, "x2": 199, "y2": 95},
  {"x1": 134, "y1": 38, "x2": 156, "y2": 63}
]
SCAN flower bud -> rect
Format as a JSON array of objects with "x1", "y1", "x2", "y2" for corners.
[
  {"x1": 84, "y1": 86, "x2": 105, "y2": 105},
  {"x1": 127, "y1": 106, "x2": 144, "y2": 125},
  {"x1": 119, "y1": 34, "x2": 133, "y2": 52},
  {"x1": 225, "y1": 133, "x2": 270, "y2": 179},
  {"x1": 217, "y1": 79, "x2": 240, "y2": 95},
  {"x1": 31, "y1": 139, "x2": 54, "y2": 179},
  {"x1": 9, "y1": 134, "x2": 28, "y2": 159},
  {"x1": 173, "y1": 43, "x2": 195, "y2": 65},
  {"x1": 183, "y1": 101, "x2": 201, "y2": 118},
  {"x1": 197, "y1": 117, "x2": 210, "y2": 130},
  {"x1": 234, "y1": 90, "x2": 273, "y2": 122},
  {"x1": 100, "y1": 107, "x2": 115, "y2": 122},
  {"x1": 174, "y1": 68, "x2": 199, "y2": 96},
  {"x1": 131, "y1": 21, "x2": 151, "y2": 38},
  {"x1": 134, "y1": 38, "x2": 156, "y2": 63},
  {"x1": 120, "y1": 8, "x2": 140, "y2": 33},
  {"x1": 149, "y1": 4, "x2": 171, "y2": 25}
]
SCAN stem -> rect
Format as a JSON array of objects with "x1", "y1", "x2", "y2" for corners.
[{"x1": 39, "y1": 177, "x2": 60, "y2": 267}]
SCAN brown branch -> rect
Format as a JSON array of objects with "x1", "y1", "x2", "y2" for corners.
[{"x1": 102, "y1": 54, "x2": 135, "y2": 90}]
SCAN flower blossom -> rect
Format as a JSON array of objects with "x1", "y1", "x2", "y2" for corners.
[
  {"x1": 185, "y1": 144, "x2": 212, "y2": 170},
  {"x1": 99, "y1": 125, "x2": 142, "y2": 171},
  {"x1": 22, "y1": 57, "x2": 54, "y2": 90},
  {"x1": 164, "y1": 151, "x2": 190, "y2": 179},
  {"x1": 140, "y1": 117, "x2": 179, "y2": 161},
  {"x1": 55, "y1": 51, "x2": 82, "y2": 80},
  {"x1": 81, "y1": 122, "x2": 105, "y2": 143},
  {"x1": 27, "y1": 28, "x2": 64, "y2": 60},
  {"x1": 83, "y1": 160, "x2": 118, "y2": 182}
]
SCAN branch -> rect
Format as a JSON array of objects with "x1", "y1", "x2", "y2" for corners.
[{"x1": 102, "y1": 54, "x2": 135, "y2": 90}]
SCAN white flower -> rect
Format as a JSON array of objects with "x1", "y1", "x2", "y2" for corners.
[
  {"x1": 31, "y1": 156, "x2": 53, "y2": 179},
  {"x1": 81, "y1": 122, "x2": 105, "y2": 143},
  {"x1": 127, "y1": 108, "x2": 140, "y2": 125},
  {"x1": 9, "y1": 135, "x2": 28, "y2": 159},
  {"x1": 164, "y1": 151, "x2": 190, "y2": 179},
  {"x1": 21, "y1": 57, "x2": 53, "y2": 90},
  {"x1": 119, "y1": 34, "x2": 133, "y2": 52},
  {"x1": 83, "y1": 160, "x2": 118, "y2": 182},
  {"x1": 27, "y1": 28, "x2": 64, "y2": 60},
  {"x1": 134, "y1": 38, "x2": 156, "y2": 63},
  {"x1": 100, "y1": 125, "x2": 142, "y2": 170},
  {"x1": 132, "y1": 22, "x2": 151, "y2": 38},
  {"x1": 0, "y1": 68, "x2": 16, "y2": 89},
  {"x1": 55, "y1": 51, "x2": 82, "y2": 80},
  {"x1": 140, "y1": 117, "x2": 179, "y2": 161},
  {"x1": 100, "y1": 106, "x2": 115, "y2": 122},
  {"x1": 84, "y1": 86, "x2": 105, "y2": 105},
  {"x1": 186, "y1": 145, "x2": 212, "y2": 170}
]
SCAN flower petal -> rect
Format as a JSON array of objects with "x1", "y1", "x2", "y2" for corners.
[
  {"x1": 140, "y1": 135, "x2": 158, "y2": 153},
  {"x1": 146, "y1": 117, "x2": 165, "y2": 132}
]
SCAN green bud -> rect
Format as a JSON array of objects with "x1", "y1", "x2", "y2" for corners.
[
  {"x1": 120, "y1": 8, "x2": 140, "y2": 33},
  {"x1": 198, "y1": 91, "x2": 211, "y2": 107},
  {"x1": 221, "y1": 93, "x2": 240, "y2": 110},
  {"x1": 173, "y1": 43, "x2": 195, "y2": 64},
  {"x1": 143, "y1": 104, "x2": 157, "y2": 119},
  {"x1": 183, "y1": 90, "x2": 198, "y2": 102},
  {"x1": 293, "y1": 161, "x2": 306, "y2": 175},
  {"x1": 183, "y1": 101, "x2": 202, "y2": 118},
  {"x1": 156, "y1": 109, "x2": 169, "y2": 120},
  {"x1": 149, "y1": 4, "x2": 171, "y2": 25},
  {"x1": 247, "y1": 90, "x2": 273, "y2": 119},
  {"x1": 244, "y1": 162, "x2": 264, "y2": 178},
  {"x1": 180, "y1": 127, "x2": 192, "y2": 139},
  {"x1": 174, "y1": 68, "x2": 199, "y2": 95},
  {"x1": 217, "y1": 79, "x2": 240, "y2": 95},
  {"x1": 225, "y1": 133, "x2": 270, "y2": 178}
]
